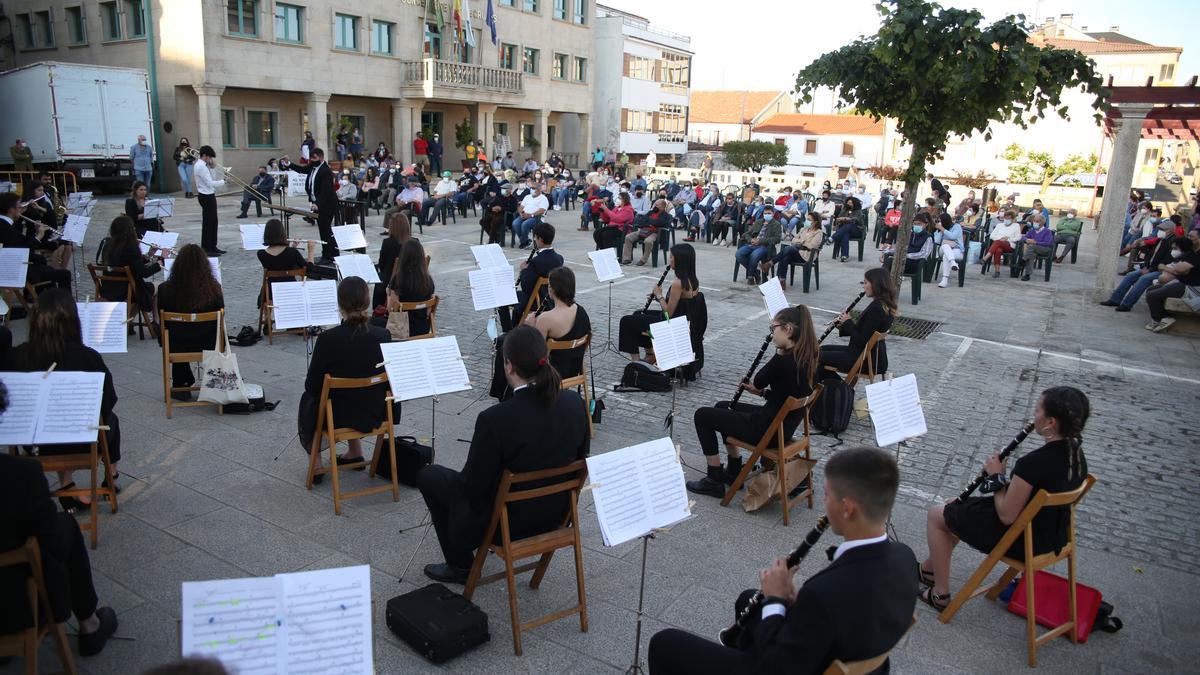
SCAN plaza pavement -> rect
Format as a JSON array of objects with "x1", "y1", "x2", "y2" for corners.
[{"x1": 4, "y1": 191, "x2": 1198, "y2": 674}]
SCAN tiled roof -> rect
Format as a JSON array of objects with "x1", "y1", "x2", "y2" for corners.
[
  {"x1": 1084, "y1": 31, "x2": 1149, "y2": 45},
  {"x1": 752, "y1": 114, "x2": 885, "y2": 137},
  {"x1": 690, "y1": 91, "x2": 785, "y2": 124},
  {"x1": 1040, "y1": 37, "x2": 1181, "y2": 55}
]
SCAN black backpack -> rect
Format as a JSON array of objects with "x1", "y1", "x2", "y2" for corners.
[
  {"x1": 811, "y1": 374, "x2": 853, "y2": 438},
  {"x1": 614, "y1": 361, "x2": 672, "y2": 393},
  {"x1": 374, "y1": 436, "x2": 434, "y2": 486}
]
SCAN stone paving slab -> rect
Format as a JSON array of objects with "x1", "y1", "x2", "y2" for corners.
[{"x1": 3, "y1": 193, "x2": 1198, "y2": 674}]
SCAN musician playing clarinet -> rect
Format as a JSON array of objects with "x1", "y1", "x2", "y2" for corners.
[
  {"x1": 686, "y1": 306, "x2": 817, "y2": 499},
  {"x1": 818, "y1": 267, "x2": 896, "y2": 374},
  {"x1": 499, "y1": 222, "x2": 562, "y2": 331},
  {"x1": 920, "y1": 387, "x2": 1089, "y2": 611},
  {"x1": 650, "y1": 447, "x2": 918, "y2": 674}
]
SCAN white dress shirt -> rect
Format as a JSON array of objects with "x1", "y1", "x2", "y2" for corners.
[
  {"x1": 520, "y1": 193, "x2": 548, "y2": 216},
  {"x1": 194, "y1": 161, "x2": 226, "y2": 195},
  {"x1": 433, "y1": 178, "x2": 457, "y2": 198}
]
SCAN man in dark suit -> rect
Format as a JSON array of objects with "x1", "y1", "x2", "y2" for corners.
[
  {"x1": 648, "y1": 446, "x2": 918, "y2": 675},
  {"x1": 500, "y1": 222, "x2": 563, "y2": 331},
  {"x1": 0, "y1": 192, "x2": 71, "y2": 292},
  {"x1": 288, "y1": 147, "x2": 339, "y2": 262},
  {"x1": 416, "y1": 325, "x2": 589, "y2": 583}
]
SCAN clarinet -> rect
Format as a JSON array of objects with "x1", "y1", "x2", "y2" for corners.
[
  {"x1": 954, "y1": 422, "x2": 1036, "y2": 503},
  {"x1": 719, "y1": 515, "x2": 830, "y2": 650},
  {"x1": 817, "y1": 290, "x2": 867, "y2": 344},
  {"x1": 515, "y1": 246, "x2": 537, "y2": 289},
  {"x1": 641, "y1": 265, "x2": 672, "y2": 311},
  {"x1": 730, "y1": 332, "x2": 772, "y2": 406}
]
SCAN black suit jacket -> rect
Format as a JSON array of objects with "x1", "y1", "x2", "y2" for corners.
[
  {"x1": 518, "y1": 248, "x2": 564, "y2": 299},
  {"x1": 747, "y1": 539, "x2": 918, "y2": 674},
  {"x1": 454, "y1": 388, "x2": 589, "y2": 540},
  {"x1": 304, "y1": 322, "x2": 393, "y2": 433},
  {"x1": 291, "y1": 161, "x2": 338, "y2": 210},
  {"x1": 837, "y1": 299, "x2": 892, "y2": 374},
  {"x1": 0, "y1": 216, "x2": 47, "y2": 265}
]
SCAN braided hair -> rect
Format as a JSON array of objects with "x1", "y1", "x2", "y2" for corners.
[{"x1": 1040, "y1": 386, "x2": 1090, "y2": 482}]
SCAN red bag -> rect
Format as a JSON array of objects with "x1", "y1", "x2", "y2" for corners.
[
  {"x1": 1006, "y1": 570, "x2": 1103, "y2": 643},
  {"x1": 884, "y1": 209, "x2": 902, "y2": 227}
]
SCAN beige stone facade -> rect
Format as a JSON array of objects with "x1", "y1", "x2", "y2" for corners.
[{"x1": 2, "y1": 0, "x2": 595, "y2": 187}]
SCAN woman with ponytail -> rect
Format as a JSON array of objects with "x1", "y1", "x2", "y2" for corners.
[
  {"x1": 686, "y1": 305, "x2": 818, "y2": 499},
  {"x1": 300, "y1": 277, "x2": 396, "y2": 478},
  {"x1": 417, "y1": 324, "x2": 589, "y2": 584},
  {"x1": 920, "y1": 386, "x2": 1090, "y2": 610}
]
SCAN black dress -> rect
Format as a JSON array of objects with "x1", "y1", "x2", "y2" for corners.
[
  {"x1": 125, "y1": 198, "x2": 162, "y2": 236},
  {"x1": 943, "y1": 439, "x2": 1087, "y2": 560},
  {"x1": 617, "y1": 293, "x2": 706, "y2": 379},
  {"x1": 156, "y1": 281, "x2": 224, "y2": 387},
  {"x1": 818, "y1": 299, "x2": 893, "y2": 374},
  {"x1": 488, "y1": 305, "x2": 591, "y2": 400},
  {"x1": 99, "y1": 241, "x2": 160, "y2": 312},
  {"x1": 301, "y1": 322, "x2": 398, "y2": 439},
  {"x1": 256, "y1": 247, "x2": 311, "y2": 308}
]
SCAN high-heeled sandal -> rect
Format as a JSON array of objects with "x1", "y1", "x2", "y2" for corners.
[
  {"x1": 57, "y1": 483, "x2": 91, "y2": 513},
  {"x1": 919, "y1": 586, "x2": 950, "y2": 611},
  {"x1": 917, "y1": 563, "x2": 935, "y2": 587}
]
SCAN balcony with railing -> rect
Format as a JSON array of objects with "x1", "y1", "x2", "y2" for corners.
[{"x1": 400, "y1": 59, "x2": 524, "y2": 101}]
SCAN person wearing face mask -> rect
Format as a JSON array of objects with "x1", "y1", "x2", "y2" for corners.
[
  {"x1": 1101, "y1": 221, "x2": 1179, "y2": 311},
  {"x1": 1143, "y1": 236, "x2": 1199, "y2": 333},
  {"x1": 1017, "y1": 215, "x2": 1054, "y2": 280},
  {"x1": 1120, "y1": 210, "x2": 1173, "y2": 274},
  {"x1": 735, "y1": 204, "x2": 782, "y2": 284},
  {"x1": 1052, "y1": 209, "x2": 1084, "y2": 262},
  {"x1": 129, "y1": 135, "x2": 154, "y2": 187},
  {"x1": 1122, "y1": 201, "x2": 1154, "y2": 250},
  {"x1": 173, "y1": 137, "x2": 196, "y2": 198},
  {"x1": 881, "y1": 212, "x2": 934, "y2": 274},
  {"x1": 10, "y1": 137, "x2": 33, "y2": 172},
  {"x1": 984, "y1": 210, "x2": 1022, "y2": 278},
  {"x1": 671, "y1": 181, "x2": 696, "y2": 222},
  {"x1": 711, "y1": 193, "x2": 743, "y2": 246},
  {"x1": 236, "y1": 166, "x2": 275, "y2": 219},
  {"x1": 481, "y1": 183, "x2": 517, "y2": 244},
  {"x1": 932, "y1": 211, "x2": 963, "y2": 287}
]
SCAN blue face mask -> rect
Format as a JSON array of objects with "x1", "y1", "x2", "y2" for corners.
[
  {"x1": 764, "y1": 213, "x2": 774, "y2": 221},
  {"x1": 913, "y1": 225, "x2": 925, "y2": 233}
]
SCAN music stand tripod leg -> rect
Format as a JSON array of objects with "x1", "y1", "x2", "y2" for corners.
[{"x1": 625, "y1": 533, "x2": 654, "y2": 675}]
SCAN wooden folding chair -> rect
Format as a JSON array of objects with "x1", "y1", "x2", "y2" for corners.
[
  {"x1": 159, "y1": 309, "x2": 227, "y2": 419},
  {"x1": 258, "y1": 268, "x2": 308, "y2": 344},
  {"x1": 822, "y1": 617, "x2": 915, "y2": 675},
  {"x1": 87, "y1": 263, "x2": 156, "y2": 340},
  {"x1": 546, "y1": 332, "x2": 593, "y2": 438},
  {"x1": 829, "y1": 331, "x2": 887, "y2": 390},
  {"x1": 0, "y1": 537, "x2": 78, "y2": 675},
  {"x1": 394, "y1": 295, "x2": 439, "y2": 339},
  {"x1": 721, "y1": 389, "x2": 823, "y2": 525},
  {"x1": 464, "y1": 460, "x2": 589, "y2": 656},
  {"x1": 517, "y1": 276, "x2": 549, "y2": 326},
  {"x1": 939, "y1": 475, "x2": 1097, "y2": 666},
  {"x1": 304, "y1": 373, "x2": 400, "y2": 516}
]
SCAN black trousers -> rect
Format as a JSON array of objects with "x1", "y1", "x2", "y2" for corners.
[
  {"x1": 647, "y1": 589, "x2": 758, "y2": 674},
  {"x1": 29, "y1": 263, "x2": 71, "y2": 291},
  {"x1": 617, "y1": 309, "x2": 663, "y2": 354},
  {"x1": 416, "y1": 464, "x2": 481, "y2": 570},
  {"x1": 198, "y1": 193, "x2": 218, "y2": 250},
  {"x1": 316, "y1": 206, "x2": 338, "y2": 260},
  {"x1": 694, "y1": 401, "x2": 762, "y2": 457},
  {"x1": 240, "y1": 190, "x2": 272, "y2": 216},
  {"x1": 819, "y1": 344, "x2": 858, "y2": 373}
]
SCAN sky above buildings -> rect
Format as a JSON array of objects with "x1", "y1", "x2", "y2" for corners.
[{"x1": 601, "y1": 0, "x2": 1196, "y2": 93}]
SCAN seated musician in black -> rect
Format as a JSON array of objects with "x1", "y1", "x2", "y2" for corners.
[
  {"x1": 257, "y1": 218, "x2": 316, "y2": 311},
  {"x1": 100, "y1": 215, "x2": 162, "y2": 314},
  {"x1": 617, "y1": 243, "x2": 701, "y2": 363},
  {"x1": 920, "y1": 386, "x2": 1089, "y2": 610},
  {"x1": 418, "y1": 325, "x2": 590, "y2": 584},
  {"x1": 499, "y1": 222, "x2": 562, "y2": 331},
  {"x1": 0, "y1": 192, "x2": 71, "y2": 292},
  {"x1": 125, "y1": 181, "x2": 163, "y2": 236},
  {"x1": 818, "y1": 267, "x2": 896, "y2": 374},
  {"x1": 489, "y1": 267, "x2": 591, "y2": 399},
  {"x1": 687, "y1": 305, "x2": 817, "y2": 498},
  {"x1": 650, "y1": 446, "x2": 918, "y2": 674},
  {"x1": 156, "y1": 244, "x2": 224, "y2": 400},
  {"x1": 386, "y1": 239, "x2": 436, "y2": 336}
]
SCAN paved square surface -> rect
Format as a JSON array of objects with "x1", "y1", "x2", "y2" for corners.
[{"x1": 5, "y1": 192, "x2": 1198, "y2": 674}]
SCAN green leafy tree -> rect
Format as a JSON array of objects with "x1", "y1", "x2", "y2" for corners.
[
  {"x1": 1004, "y1": 143, "x2": 1098, "y2": 189},
  {"x1": 723, "y1": 140, "x2": 789, "y2": 173},
  {"x1": 795, "y1": 0, "x2": 1107, "y2": 286},
  {"x1": 453, "y1": 118, "x2": 475, "y2": 150}
]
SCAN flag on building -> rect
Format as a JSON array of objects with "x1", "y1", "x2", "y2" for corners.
[
  {"x1": 453, "y1": 0, "x2": 463, "y2": 43},
  {"x1": 433, "y1": 0, "x2": 447, "y2": 35},
  {"x1": 463, "y1": 0, "x2": 476, "y2": 47},
  {"x1": 486, "y1": 0, "x2": 498, "y2": 45}
]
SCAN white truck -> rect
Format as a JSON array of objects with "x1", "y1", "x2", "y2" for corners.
[{"x1": 0, "y1": 61, "x2": 154, "y2": 191}]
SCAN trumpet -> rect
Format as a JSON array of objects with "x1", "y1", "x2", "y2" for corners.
[{"x1": 184, "y1": 146, "x2": 272, "y2": 205}]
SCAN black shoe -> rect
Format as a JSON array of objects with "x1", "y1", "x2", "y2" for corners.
[
  {"x1": 1115, "y1": 305, "x2": 1131, "y2": 312},
  {"x1": 1099, "y1": 300, "x2": 1119, "y2": 307},
  {"x1": 1021, "y1": 274, "x2": 1030, "y2": 281},
  {"x1": 423, "y1": 563, "x2": 469, "y2": 584},
  {"x1": 722, "y1": 458, "x2": 744, "y2": 485},
  {"x1": 78, "y1": 606, "x2": 118, "y2": 657},
  {"x1": 236, "y1": 213, "x2": 248, "y2": 219},
  {"x1": 686, "y1": 476, "x2": 726, "y2": 498},
  {"x1": 336, "y1": 455, "x2": 366, "y2": 471},
  {"x1": 204, "y1": 248, "x2": 225, "y2": 257}
]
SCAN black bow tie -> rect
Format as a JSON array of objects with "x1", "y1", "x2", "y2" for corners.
[{"x1": 826, "y1": 546, "x2": 838, "y2": 562}]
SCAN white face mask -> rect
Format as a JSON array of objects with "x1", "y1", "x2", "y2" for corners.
[
  {"x1": 1170, "y1": 249, "x2": 1183, "y2": 259},
  {"x1": 339, "y1": 179, "x2": 349, "y2": 186}
]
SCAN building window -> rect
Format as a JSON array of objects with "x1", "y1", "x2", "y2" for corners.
[
  {"x1": 1160, "y1": 63, "x2": 1175, "y2": 81},
  {"x1": 371, "y1": 20, "x2": 394, "y2": 55},
  {"x1": 573, "y1": 56, "x2": 587, "y2": 82},
  {"x1": 624, "y1": 54, "x2": 654, "y2": 80},
  {"x1": 547, "y1": 125, "x2": 556, "y2": 150},
  {"x1": 499, "y1": 0, "x2": 514, "y2": 6},
  {"x1": 226, "y1": 0, "x2": 258, "y2": 37},
  {"x1": 521, "y1": 123, "x2": 536, "y2": 147},
  {"x1": 522, "y1": 47, "x2": 539, "y2": 75},
  {"x1": 841, "y1": 141, "x2": 855, "y2": 156},
  {"x1": 221, "y1": 109, "x2": 236, "y2": 148},
  {"x1": 573, "y1": 0, "x2": 586, "y2": 24},
  {"x1": 552, "y1": 53, "x2": 567, "y2": 79},
  {"x1": 661, "y1": 52, "x2": 689, "y2": 93},
  {"x1": 494, "y1": 121, "x2": 508, "y2": 140},
  {"x1": 100, "y1": 2, "x2": 121, "y2": 40},
  {"x1": 334, "y1": 13, "x2": 359, "y2": 51},
  {"x1": 499, "y1": 43, "x2": 516, "y2": 69},
  {"x1": 553, "y1": 0, "x2": 567, "y2": 20},
  {"x1": 1143, "y1": 148, "x2": 1159, "y2": 164},
  {"x1": 523, "y1": 0, "x2": 539, "y2": 12},
  {"x1": 16, "y1": 14, "x2": 35, "y2": 49},
  {"x1": 36, "y1": 10, "x2": 54, "y2": 47},
  {"x1": 774, "y1": 138, "x2": 786, "y2": 146},
  {"x1": 657, "y1": 103, "x2": 686, "y2": 141},
  {"x1": 246, "y1": 111, "x2": 277, "y2": 148},
  {"x1": 274, "y1": 3, "x2": 303, "y2": 43},
  {"x1": 125, "y1": 0, "x2": 146, "y2": 38},
  {"x1": 424, "y1": 23, "x2": 442, "y2": 58},
  {"x1": 621, "y1": 109, "x2": 653, "y2": 133},
  {"x1": 804, "y1": 139, "x2": 817, "y2": 154},
  {"x1": 66, "y1": 6, "x2": 87, "y2": 44},
  {"x1": 454, "y1": 35, "x2": 473, "y2": 64}
]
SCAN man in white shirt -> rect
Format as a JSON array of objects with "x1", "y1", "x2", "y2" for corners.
[
  {"x1": 193, "y1": 145, "x2": 227, "y2": 255},
  {"x1": 514, "y1": 183, "x2": 549, "y2": 249},
  {"x1": 630, "y1": 185, "x2": 652, "y2": 215},
  {"x1": 391, "y1": 178, "x2": 427, "y2": 221},
  {"x1": 813, "y1": 189, "x2": 838, "y2": 234},
  {"x1": 421, "y1": 171, "x2": 458, "y2": 226}
]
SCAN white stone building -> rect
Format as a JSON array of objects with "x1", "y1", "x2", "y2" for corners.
[
  {"x1": 688, "y1": 90, "x2": 793, "y2": 148},
  {"x1": 591, "y1": 4, "x2": 691, "y2": 162},
  {"x1": 0, "y1": 0, "x2": 597, "y2": 187},
  {"x1": 750, "y1": 114, "x2": 886, "y2": 180}
]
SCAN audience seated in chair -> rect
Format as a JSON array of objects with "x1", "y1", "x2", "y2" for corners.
[
  {"x1": 983, "y1": 209, "x2": 1022, "y2": 278},
  {"x1": 772, "y1": 212, "x2": 825, "y2": 290},
  {"x1": 932, "y1": 212, "x2": 964, "y2": 288},
  {"x1": 1052, "y1": 209, "x2": 1084, "y2": 263},
  {"x1": 621, "y1": 199, "x2": 670, "y2": 266},
  {"x1": 1143, "y1": 233, "x2": 1199, "y2": 334},
  {"x1": 736, "y1": 204, "x2": 782, "y2": 284},
  {"x1": 881, "y1": 212, "x2": 934, "y2": 275}
]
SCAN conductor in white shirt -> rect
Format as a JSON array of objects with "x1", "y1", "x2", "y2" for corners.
[{"x1": 194, "y1": 145, "x2": 227, "y2": 255}]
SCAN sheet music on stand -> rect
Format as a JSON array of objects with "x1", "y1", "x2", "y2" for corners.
[
  {"x1": 139, "y1": 230, "x2": 178, "y2": 256},
  {"x1": 0, "y1": 371, "x2": 105, "y2": 445},
  {"x1": 586, "y1": 437, "x2": 691, "y2": 547},
  {"x1": 78, "y1": 301, "x2": 128, "y2": 353},
  {"x1": 587, "y1": 247, "x2": 624, "y2": 282},
  {"x1": 239, "y1": 223, "x2": 268, "y2": 251},
  {"x1": 758, "y1": 277, "x2": 789, "y2": 318},
  {"x1": 180, "y1": 564, "x2": 373, "y2": 675},
  {"x1": 0, "y1": 294, "x2": 8, "y2": 317},
  {"x1": 61, "y1": 214, "x2": 89, "y2": 245},
  {"x1": 287, "y1": 171, "x2": 308, "y2": 198},
  {"x1": 0, "y1": 248, "x2": 30, "y2": 288},
  {"x1": 164, "y1": 257, "x2": 222, "y2": 284},
  {"x1": 331, "y1": 225, "x2": 367, "y2": 251},
  {"x1": 470, "y1": 243, "x2": 509, "y2": 269},
  {"x1": 334, "y1": 254, "x2": 381, "y2": 284},
  {"x1": 648, "y1": 317, "x2": 694, "y2": 373},
  {"x1": 379, "y1": 336, "x2": 471, "y2": 401},
  {"x1": 270, "y1": 280, "x2": 339, "y2": 330},
  {"x1": 67, "y1": 191, "x2": 94, "y2": 208},
  {"x1": 69, "y1": 199, "x2": 97, "y2": 217},
  {"x1": 468, "y1": 265, "x2": 518, "y2": 311},
  {"x1": 144, "y1": 198, "x2": 175, "y2": 219},
  {"x1": 864, "y1": 373, "x2": 927, "y2": 447}
]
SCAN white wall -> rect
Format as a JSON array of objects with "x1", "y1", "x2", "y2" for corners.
[
  {"x1": 749, "y1": 131, "x2": 883, "y2": 177},
  {"x1": 691, "y1": 122, "x2": 746, "y2": 146}
]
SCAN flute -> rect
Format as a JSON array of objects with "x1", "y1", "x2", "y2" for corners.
[
  {"x1": 730, "y1": 332, "x2": 772, "y2": 406},
  {"x1": 954, "y1": 422, "x2": 1035, "y2": 503},
  {"x1": 817, "y1": 290, "x2": 866, "y2": 344},
  {"x1": 642, "y1": 265, "x2": 671, "y2": 311},
  {"x1": 287, "y1": 237, "x2": 329, "y2": 245},
  {"x1": 719, "y1": 515, "x2": 830, "y2": 650}
]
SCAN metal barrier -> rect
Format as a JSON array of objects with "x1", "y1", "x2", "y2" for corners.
[{"x1": 0, "y1": 171, "x2": 80, "y2": 198}]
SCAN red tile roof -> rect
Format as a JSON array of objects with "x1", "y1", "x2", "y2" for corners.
[
  {"x1": 690, "y1": 91, "x2": 785, "y2": 124},
  {"x1": 1039, "y1": 37, "x2": 1181, "y2": 55},
  {"x1": 752, "y1": 114, "x2": 885, "y2": 137}
]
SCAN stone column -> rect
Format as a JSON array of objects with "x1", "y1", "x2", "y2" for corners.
[
  {"x1": 305, "y1": 93, "x2": 331, "y2": 152},
  {"x1": 392, "y1": 102, "x2": 412, "y2": 164},
  {"x1": 192, "y1": 85, "x2": 225, "y2": 155},
  {"x1": 409, "y1": 105, "x2": 424, "y2": 166},
  {"x1": 533, "y1": 109, "x2": 549, "y2": 163},
  {"x1": 577, "y1": 112, "x2": 591, "y2": 171},
  {"x1": 1093, "y1": 104, "x2": 1153, "y2": 302}
]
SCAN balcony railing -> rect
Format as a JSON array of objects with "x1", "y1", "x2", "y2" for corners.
[{"x1": 401, "y1": 59, "x2": 523, "y2": 95}]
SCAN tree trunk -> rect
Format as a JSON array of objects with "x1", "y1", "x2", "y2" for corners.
[{"x1": 889, "y1": 146, "x2": 927, "y2": 289}]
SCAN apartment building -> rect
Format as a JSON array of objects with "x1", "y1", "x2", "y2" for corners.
[
  {"x1": 688, "y1": 91, "x2": 794, "y2": 148},
  {"x1": 1, "y1": 0, "x2": 596, "y2": 187},
  {"x1": 750, "y1": 114, "x2": 886, "y2": 180},
  {"x1": 592, "y1": 4, "x2": 691, "y2": 163}
]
